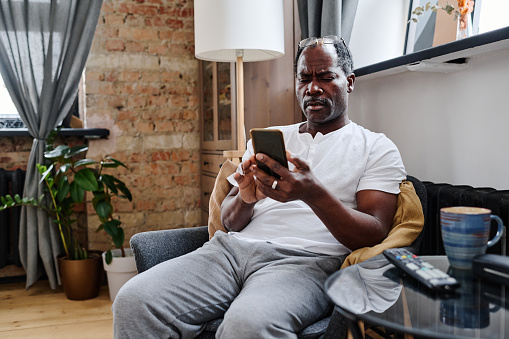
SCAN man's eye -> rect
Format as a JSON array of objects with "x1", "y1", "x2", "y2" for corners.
[
  {"x1": 298, "y1": 77, "x2": 310, "y2": 83},
  {"x1": 321, "y1": 77, "x2": 334, "y2": 82}
]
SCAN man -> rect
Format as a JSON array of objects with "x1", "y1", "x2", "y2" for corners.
[{"x1": 113, "y1": 36, "x2": 406, "y2": 338}]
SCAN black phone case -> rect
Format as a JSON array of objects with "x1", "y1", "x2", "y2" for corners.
[{"x1": 250, "y1": 129, "x2": 288, "y2": 179}]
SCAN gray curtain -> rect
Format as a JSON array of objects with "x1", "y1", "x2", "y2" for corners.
[
  {"x1": 0, "y1": 0, "x2": 103, "y2": 289},
  {"x1": 297, "y1": 0, "x2": 359, "y2": 44}
]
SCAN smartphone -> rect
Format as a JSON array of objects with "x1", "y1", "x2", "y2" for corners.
[{"x1": 250, "y1": 128, "x2": 288, "y2": 179}]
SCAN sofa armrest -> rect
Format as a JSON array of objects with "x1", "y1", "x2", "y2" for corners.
[{"x1": 130, "y1": 226, "x2": 210, "y2": 273}]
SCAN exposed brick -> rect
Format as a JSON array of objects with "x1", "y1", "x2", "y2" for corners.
[
  {"x1": 147, "y1": 95, "x2": 167, "y2": 107},
  {"x1": 105, "y1": 39, "x2": 125, "y2": 51},
  {"x1": 119, "y1": 27, "x2": 159, "y2": 40},
  {"x1": 140, "y1": 72, "x2": 160, "y2": 82},
  {"x1": 86, "y1": 71, "x2": 105, "y2": 81},
  {"x1": 81, "y1": 0, "x2": 201, "y2": 251},
  {"x1": 182, "y1": 109, "x2": 198, "y2": 120},
  {"x1": 174, "y1": 121, "x2": 195, "y2": 133},
  {"x1": 164, "y1": 18, "x2": 184, "y2": 29},
  {"x1": 104, "y1": 14, "x2": 126, "y2": 26},
  {"x1": 125, "y1": 41, "x2": 145, "y2": 53},
  {"x1": 155, "y1": 121, "x2": 174, "y2": 132},
  {"x1": 131, "y1": 4, "x2": 159, "y2": 16},
  {"x1": 127, "y1": 95, "x2": 148, "y2": 108},
  {"x1": 137, "y1": 122, "x2": 155, "y2": 133},
  {"x1": 136, "y1": 200, "x2": 156, "y2": 211},
  {"x1": 158, "y1": 30, "x2": 173, "y2": 40},
  {"x1": 151, "y1": 151, "x2": 171, "y2": 161},
  {"x1": 96, "y1": 26, "x2": 119, "y2": 38},
  {"x1": 172, "y1": 31, "x2": 194, "y2": 44},
  {"x1": 143, "y1": 134, "x2": 182, "y2": 150},
  {"x1": 87, "y1": 81, "x2": 116, "y2": 95},
  {"x1": 148, "y1": 43, "x2": 168, "y2": 54},
  {"x1": 180, "y1": 162, "x2": 199, "y2": 174},
  {"x1": 145, "y1": 17, "x2": 165, "y2": 27},
  {"x1": 120, "y1": 71, "x2": 141, "y2": 82}
]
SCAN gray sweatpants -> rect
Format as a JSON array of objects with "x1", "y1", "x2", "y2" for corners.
[{"x1": 113, "y1": 232, "x2": 343, "y2": 339}]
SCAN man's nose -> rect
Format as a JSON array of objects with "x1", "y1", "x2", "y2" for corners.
[{"x1": 306, "y1": 80, "x2": 323, "y2": 95}]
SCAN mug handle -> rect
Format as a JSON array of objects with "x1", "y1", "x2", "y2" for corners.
[{"x1": 487, "y1": 215, "x2": 504, "y2": 248}]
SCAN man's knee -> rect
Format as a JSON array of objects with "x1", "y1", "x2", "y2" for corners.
[
  {"x1": 218, "y1": 310, "x2": 296, "y2": 339},
  {"x1": 112, "y1": 275, "x2": 149, "y2": 316}
]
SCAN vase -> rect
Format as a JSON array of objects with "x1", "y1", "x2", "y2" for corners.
[{"x1": 456, "y1": 13, "x2": 473, "y2": 40}]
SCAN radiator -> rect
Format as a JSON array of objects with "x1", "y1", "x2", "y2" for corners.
[
  {"x1": 420, "y1": 181, "x2": 508, "y2": 256},
  {"x1": 0, "y1": 168, "x2": 25, "y2": 268}
]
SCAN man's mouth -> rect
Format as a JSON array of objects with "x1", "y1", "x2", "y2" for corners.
[{"x1": 304, "y1": 98, "x2": 329, "y2": 110}]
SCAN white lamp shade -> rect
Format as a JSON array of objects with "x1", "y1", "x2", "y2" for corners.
[{"x1": 194, "y1": 0, "x2": 285, "y2": 62}]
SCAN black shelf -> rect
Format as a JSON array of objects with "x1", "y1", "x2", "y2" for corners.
[
  {"x1": 0, "y1": 128, "x2": 109, "y2": 139},
  {"x1": 354, "y1": 26, "x2": 509, "y2": 77}
]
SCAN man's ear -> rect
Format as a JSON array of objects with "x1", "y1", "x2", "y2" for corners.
[{"x1": 347, "y1": 73, "x2": 355, "y2": 93}]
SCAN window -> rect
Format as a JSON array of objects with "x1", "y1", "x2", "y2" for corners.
[
  {"x1": 350, "y1": 0, "x2": 509, "y2": 73},
  {"x1": 0, "y1": 74, "x2": 24, "y2": 128},
  {"x1": 0, "y1": 72, "x2": 83, "y2": 129}
]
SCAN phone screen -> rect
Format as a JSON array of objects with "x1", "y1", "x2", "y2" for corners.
[{"x1": 250, "y1": 128, "x2": 288, "y2": 179}]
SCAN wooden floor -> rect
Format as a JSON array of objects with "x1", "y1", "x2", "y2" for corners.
[
  {"x1": 0, "y1": 280, "x2": 113, "y2": 339},
  {"x1": 0, "y1": 279, "x2": 389, "y2": 339}
]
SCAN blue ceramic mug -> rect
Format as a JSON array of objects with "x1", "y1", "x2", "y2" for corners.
[{"x1": 440, "y1": 207, "x2": 504, "y2": 270}]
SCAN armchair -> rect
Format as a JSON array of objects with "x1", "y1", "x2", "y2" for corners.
[{"x1": 130, "y1": 175, "x2": 427, "y2": 338}]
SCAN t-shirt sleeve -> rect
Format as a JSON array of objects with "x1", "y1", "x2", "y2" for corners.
[{"x1": 357, "y1": 136, "x2": 406, "y2": 194}]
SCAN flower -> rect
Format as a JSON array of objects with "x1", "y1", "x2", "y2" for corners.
[{"x1": 457, "y1": 0, "x2": 474, "y2": 31}]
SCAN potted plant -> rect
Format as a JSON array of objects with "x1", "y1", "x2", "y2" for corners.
[{"x1": 0, "y1": 137, "x2": 134, "y2": 300}]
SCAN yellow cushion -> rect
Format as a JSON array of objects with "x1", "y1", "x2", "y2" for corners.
[
  {"x1": 341, "y1": 180, "x2": 424, "y2": 268},
  {"x1": 207, "y1": 159, "x2": 237, "y2": 238}
]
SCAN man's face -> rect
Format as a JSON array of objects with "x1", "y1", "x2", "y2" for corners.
[{"x1": 295, "y1": 44, "x2": 354, "y2": 125}]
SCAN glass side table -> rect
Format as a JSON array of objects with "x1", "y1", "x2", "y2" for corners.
[{"x1": 325, "y1": 255, "x2": 509, "y2": 339}]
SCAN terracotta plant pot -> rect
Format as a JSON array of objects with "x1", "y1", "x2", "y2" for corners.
[
  {"x1": 58, "y1": 250, "x2": 103, "y2": 300},
  {"x1": 102, "y1": 248, "x2": 137, "y2": 301}
]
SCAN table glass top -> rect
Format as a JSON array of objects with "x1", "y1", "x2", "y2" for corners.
[{"x1": 326, "y1": 255, "x2": 509, "y2": 339}]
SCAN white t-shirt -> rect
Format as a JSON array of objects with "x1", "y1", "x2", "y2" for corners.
[{"x1": 226, "y1": 121, "x2": 406, "y2": 256}]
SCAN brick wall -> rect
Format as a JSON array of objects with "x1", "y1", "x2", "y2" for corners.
[
  {"x1": 85, "y1": 0, "x2": 202, "y2": 251},
  {"x1": 0, "y1": 137, "x2": 32, "y2": 171}
]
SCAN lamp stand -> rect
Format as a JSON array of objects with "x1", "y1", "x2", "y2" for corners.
[{"x1": 223, "y1": 50, "x2": 246, "y2": 165}]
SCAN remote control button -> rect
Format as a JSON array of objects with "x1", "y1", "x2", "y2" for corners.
[
  {"x1": 416, "y1": 270, "x2": 432, "y2": 280},
  {"x1": 427, "y1": 269, "x2": 439, "y2": 278},
  {"x1": 429, "y1": 278, "x2": 440, "y2": 285},
  {"x1": 433, "y1": 269, "x2": 448, "y2": 278},
  {"x1": 406, "y1": 263, "x2": 419, "y2": 270}
]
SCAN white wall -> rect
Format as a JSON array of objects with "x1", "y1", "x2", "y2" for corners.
[{"x1": 349, "y1": 47, "x2": 509, "y2": 189}]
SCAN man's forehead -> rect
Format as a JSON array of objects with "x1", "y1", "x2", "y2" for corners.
[{"x1": 297, "y1": 45, "x2": 340, "y2": 73}]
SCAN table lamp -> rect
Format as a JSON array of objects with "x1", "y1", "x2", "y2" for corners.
[{"x1": 194, "y1": 0, "x2": 285, "y2": 160}]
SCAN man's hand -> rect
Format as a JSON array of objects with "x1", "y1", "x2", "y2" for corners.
[
  {"x1": 251, "y1": 151, "x2": 316, "y2": 203},
  {"x1": 233, "y1": 155, "x2": 267, "y2": 204},
  {"x1": 223, "y1": 151, "x2": 315, "y2": 232}
]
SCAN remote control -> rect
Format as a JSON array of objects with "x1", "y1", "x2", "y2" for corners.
[{"x1": 383, "y1": 248, "x2": 460, "y2": 291}]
